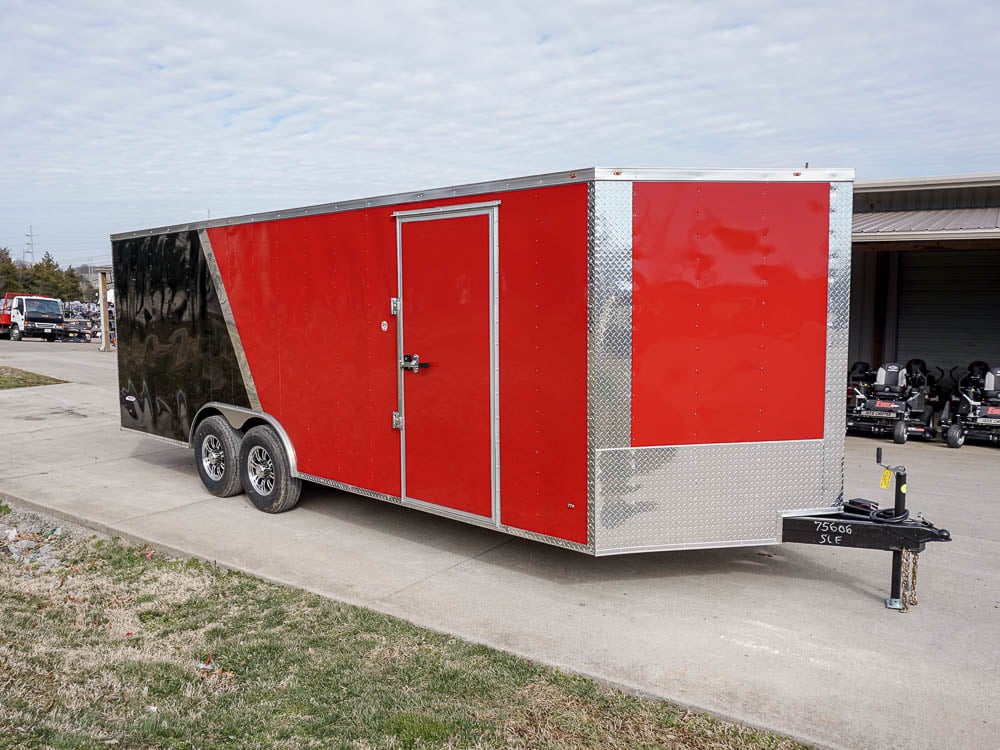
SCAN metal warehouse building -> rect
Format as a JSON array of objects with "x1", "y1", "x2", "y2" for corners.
[{"x1": 850, "y1": 173, "x2": 1000, "y2": 384}]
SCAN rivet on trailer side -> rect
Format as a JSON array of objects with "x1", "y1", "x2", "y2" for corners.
[{"x1": 110, "y1": 167, "x2": 950, "y2": 610}]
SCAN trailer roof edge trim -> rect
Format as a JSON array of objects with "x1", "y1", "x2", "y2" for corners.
[{"x1": 110, "y1": 166, "x2": 855, "y2": 240}]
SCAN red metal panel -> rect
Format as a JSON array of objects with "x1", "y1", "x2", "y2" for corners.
[
  {"x1": 208, "y1": 181, "x2": 589, "y2": 544},
  {"x1": 401, "y1": 215, "x2": 493, "y2": 516},
  {"x1": 207, "y1": 211, "x2": 402, "y2": 495},
  {"x1": 496, "y1": 186, "x2": 589, "y2": 544},
  {"x1": 631, "y1": 181, "x2": 830, "y2": 446}
]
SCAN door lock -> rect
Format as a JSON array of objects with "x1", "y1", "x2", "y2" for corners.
[{"x1": 400, "y1": 353, "x2": 431, "y2": 373}]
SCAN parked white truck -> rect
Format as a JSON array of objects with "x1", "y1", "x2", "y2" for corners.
[{"x1": 0, "y1": 292, "x2": 65, "y2": 341}]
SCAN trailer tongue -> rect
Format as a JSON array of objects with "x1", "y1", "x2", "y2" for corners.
[{"x1": 783, "y1": 448, "x2": 951, "y2": 610}]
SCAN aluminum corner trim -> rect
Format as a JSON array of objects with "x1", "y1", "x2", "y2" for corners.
[{"x1": 199, "y1": 229, "x2": 262, "y2": 412}]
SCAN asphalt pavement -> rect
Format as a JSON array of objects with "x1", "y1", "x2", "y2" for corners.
[{"x1": 1, "y1": 339, "x2": 997, "y2": 749}]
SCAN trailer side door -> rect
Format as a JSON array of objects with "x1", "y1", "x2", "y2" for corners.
[{"x1": 395, "y1": 203, "x2": 499, "y2": 522}]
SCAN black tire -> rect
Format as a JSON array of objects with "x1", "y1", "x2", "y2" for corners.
[
  {"x1": 193, "y1": 416, "x2": 244, "y2": 497},
  {"x1": 946, "y1": 424, "x2": 965, "y2": 449},
  {"x1": 239, "y1": 425, "x2": 301, "y2": 513},
  {"x1": 893, "y1": 420, "x2": 908, "y2": 444},
  {"x1": 9, "y1": 324, "x2": 21, "y2": 342}
]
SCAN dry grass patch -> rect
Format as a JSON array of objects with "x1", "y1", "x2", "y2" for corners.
[
  {"x1": 0, "y1": 507, "x2": 807, "y2": 750},
  {"x1": 0, "y1": 365, "x2": 64, "y2": 389}
]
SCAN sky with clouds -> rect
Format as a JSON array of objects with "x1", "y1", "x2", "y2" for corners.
[{"x1": 1, "y1": 0, "x2": 998, "y2": 270}]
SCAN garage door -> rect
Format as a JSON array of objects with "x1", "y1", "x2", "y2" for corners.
[{"x1": 896, "y1": 249, "x2": 1000, "y2": 380}]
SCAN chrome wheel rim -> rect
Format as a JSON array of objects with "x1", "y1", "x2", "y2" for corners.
[
  {"x1": 248, "y1": 445, "x2": 275, "y2": 495},
  {"x1": 201, "y1": 435, "x2": 225, "y2": 481}
]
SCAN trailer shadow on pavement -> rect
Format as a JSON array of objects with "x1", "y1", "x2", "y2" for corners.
[{"x1": 287, "y1": 485, "x2": 888, "y2": 599}]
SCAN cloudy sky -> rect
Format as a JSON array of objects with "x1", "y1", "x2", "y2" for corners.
[{"x1": 1, "y1": 0, "x2": 998, "y2": 269}]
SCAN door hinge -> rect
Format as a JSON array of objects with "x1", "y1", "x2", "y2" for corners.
[
  {"x1": 390, "y1": 297, "x2": 400, "y2": 315},
  {"x1": 392, "y1": 411, "x2": 403, "y2": 429}
]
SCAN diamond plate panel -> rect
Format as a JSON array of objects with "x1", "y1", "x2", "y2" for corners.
[
  {"x1": 587, "y1": 180, "x2": 634, "y2": 551},
  {"x1": 594, "y1": 441, "x2": 825, "y2": 553},
  {"x1": 589, "y1": 180, "x2": 633, "y2": 449},
  {"x1": 822, "y1": 181, "x2": 854, "y2": 508}
]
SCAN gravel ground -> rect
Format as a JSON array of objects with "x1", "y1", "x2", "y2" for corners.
[{"x1": 0, "y1": 504, "x2": 103, "y2": 573}]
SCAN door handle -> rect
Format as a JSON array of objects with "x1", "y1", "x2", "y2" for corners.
[{"x1": 401, "y1": 353, "x2": 431, "y2": 373}]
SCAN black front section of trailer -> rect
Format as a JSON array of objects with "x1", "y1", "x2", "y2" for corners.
[{"x1": 112, "y1": 230, "x2": 250, "y2": 443}]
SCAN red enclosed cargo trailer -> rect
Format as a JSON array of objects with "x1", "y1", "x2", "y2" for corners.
[{"x1": 111, "y1": 168, "x2": 949, "y2": 587}]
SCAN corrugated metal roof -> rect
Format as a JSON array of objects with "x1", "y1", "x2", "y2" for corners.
[
  {"x1": 853, "y1": 207, "x2": 1000, "y2": 240},
  {"x1": 856, "y1": 173, "x2": 1000, "y2": 192}
]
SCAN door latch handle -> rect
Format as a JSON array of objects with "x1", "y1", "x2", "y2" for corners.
[{"x1": 401, "y1": 354, "x2": 430, "y2": 373}]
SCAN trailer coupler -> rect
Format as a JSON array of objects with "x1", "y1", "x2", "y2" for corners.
[{"x1": 783, "y1": 448, "x2": 951, "y2": 612}]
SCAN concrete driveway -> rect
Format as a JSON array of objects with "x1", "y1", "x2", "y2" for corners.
[{"x1": 1, "y1": 340, "x2": 996, "y2": 749}]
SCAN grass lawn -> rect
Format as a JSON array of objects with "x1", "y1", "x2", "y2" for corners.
[
  {"x1": 0, "y1": 365, "x2": 64, "y2": 389},
  {"x1": 0, "y1": 506, "x2": 806, "y2": 750}
]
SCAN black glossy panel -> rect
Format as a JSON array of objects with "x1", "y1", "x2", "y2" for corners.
[{"x1": 112, "y1": 230, "x2": 250, "y2": 442}]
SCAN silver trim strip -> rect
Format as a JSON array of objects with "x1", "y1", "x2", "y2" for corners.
[
  {"x1": 592, "y1": 167, "x2": 853, "y2": 183},
  {"x1": 123, "y1": 426, "x2": 188, "y2": 449},
  {"x1": 822, "y1": 181, "x2": 854, "y2": 513},
  {"x1": 391, "y1": 200, "x2": 501, "y2": 219},
  {"x1": 499, "y1": 524, "x2": 592, "y2": 554},
  {"x1": 190, "y1": 403, "x2": 297, "y2": 475},
  {"x1": 298, "y1": 473, "x2": 402, "y2": 504},
  {"x1": 782, "y1": 507, "x2": 841, "y2": 517},
  {"x1": 489, "y1": 205, "x2": 501, "y2": 523},
  {"x1": 111, "y1": 168, "x2": 854, "y2": 240},
  {"x1": 595, "y1": 538, "x2": 780, "y2": 557},
  {"x1": 403, "y1": 495, "x2": 495, "y2": 527},
  {"x1": 607, "y1": 437, "x2": 826, "y2": 452},
  {"x1": 199, "y1": 230, "x2": 262, "y2": 411}
]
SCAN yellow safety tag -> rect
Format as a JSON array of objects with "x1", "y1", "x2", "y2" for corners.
[{"x1": 879, "y1": 468, "x2": 892, "y2": 489}]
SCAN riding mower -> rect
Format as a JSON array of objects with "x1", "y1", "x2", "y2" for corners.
[
  {"x1": 845, "y1": 361, "x2": 936, "y2": 443},
  {"x1": 905, "y1": 358, "x2": 944, "y2": 432},
  {"x1": 939, "y1": 361, "x2": 1000, "y2": 448}
]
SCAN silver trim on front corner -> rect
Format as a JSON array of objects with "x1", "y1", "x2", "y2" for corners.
[
  {"x1": 111, "y1": 168, "x2": 854, "y2": 240},
  {"x1": 199, "y1": 230, "x2": 262, "y2": 411},
  {"x1": 190, "y1": 403, "x2": 297, "y2": 474},
  {"x1": 822, "y1": 181, "x2": 854, "y2": 511},
  {"x1": 587, "y1": 180, "x2": 633, "y2": 549},
  {"x1": 395, "y1": 202, "x2": 501, "y2": 526}
]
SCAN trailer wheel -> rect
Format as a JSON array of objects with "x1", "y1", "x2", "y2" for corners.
[
  {"x1": 9, "y1": 324, "x2": 21, "y2": 342},
  {"x1": 946, "y1": 424, "x2": 965, "y2": 449},
  {"x1": 193, "y1": 416, "x2": 244, "y2": 497},
  {"x1": 239, "y1": 425, "x2": 301, "y2": 513},
  {"x1": 892, "y1": 420, "x2": 908, "y2": 444}
]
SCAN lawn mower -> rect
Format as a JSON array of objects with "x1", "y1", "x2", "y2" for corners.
[
  {"x1": 846, "y1": 361, "x2": 936, "y2": 443},
  {"x1": 939, "y1": 361, "x2": 1000, "y2": 448}
]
